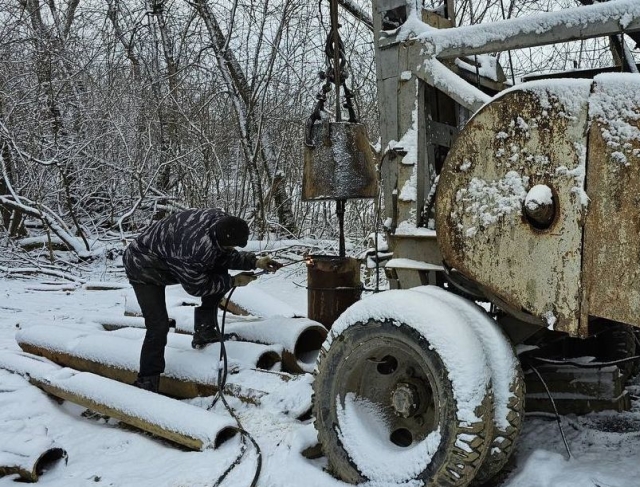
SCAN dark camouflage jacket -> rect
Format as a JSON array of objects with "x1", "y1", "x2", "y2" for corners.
[{"x1": 123, "y1": 209, "x2": 256, "y2": 296}]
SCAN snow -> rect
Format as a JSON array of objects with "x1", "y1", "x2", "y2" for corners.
[
  {"x1": 387, "y1": 103, "x2": 418, "y2": 166},
  {"x1": 385, "y1": 258, "x2": 443, "y2": 271},
  {"x1": 394, "y1": 222, "x2": 438, "y2": 237},
  {"x1": 226, "y1": 285, "x2": 303, "y2": 318},
  {"x1": 422, "y1": 57, "x2": 492, "y2": 110},
  {"x1": 399, "y1": 164, "x2": 418, "y2": 201},
  {"x1": 0, "y1": 428, "x2": 62, "y2": 481},
  {"x1": 453, "y1": 170, "x2": 529, "y2": 238},
  {"x1": 412, "y1": 287, "x2": 518, "y2": 431},
  {"x1": 336, "y1": 393, "x2": 441, "y2": 483},
  {"x1": 525, "y1": 185, "x2": 553, "y2": 211},
  {"x1": 589, "y1": 73, "x2": 640, "y2": 167},
  {"x1": 455, "y1": 54, "x2": 500, "y2": 82},
  {"x1": 328, "y1": 290, "x2": 491, "y2": 426},
  {"x1": 3, "y1": 268, "x2": 640, "y2": 486},
  {"x1": 409, "y1": 0, "x2": 640, "y2": 59}
]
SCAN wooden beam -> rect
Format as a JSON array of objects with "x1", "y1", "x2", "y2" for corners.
[
  {"x1": 418, "y1": 1, "x2": 640, "y2": 59},
  {"x1": 19, "y1": 342, "x2": 265, "y2": 404},
  {"x1": 30, "y1": 376, "x2": 238, "y2": 451},
  {"x1": 0, "y1": 351, "x2": 238, "y2": 452}
]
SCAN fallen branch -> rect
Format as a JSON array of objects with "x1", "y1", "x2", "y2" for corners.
[
  {"x1": 0, "y1": 195, "x2": 95, "y2": 258},
  {"x1": 0, "y1": 265, "x2": 86, "y2": 283}
]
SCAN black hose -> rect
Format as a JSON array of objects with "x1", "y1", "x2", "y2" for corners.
[
  {"x1": 529, "y1": 364, "x2": 573, "y2": 460},
  {"x1": 208, "y1": 286, "x2": 263, "y2": 487},
  {"x1": 531, "y1": 355, "x2": 640, "y2": 369}
]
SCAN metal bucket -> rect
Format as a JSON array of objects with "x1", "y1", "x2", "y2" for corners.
[
  {"x1": 303, "y1": 121, "x2": 377, "y2": 200},
  {"x1": 306, "y1": 255, "x2": 362, "y2": 329}
]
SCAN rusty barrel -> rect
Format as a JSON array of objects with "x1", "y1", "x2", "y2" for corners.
[{"x1": 306, "y1": 256, "x2": 362, "y2": 329}]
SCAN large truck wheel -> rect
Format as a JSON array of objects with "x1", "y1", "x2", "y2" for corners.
[
  {"x1": 413, "y1": 287, "x2": 525, "y2": 485},
  {"x1": 313, "y1": 290, "x2": 494, "y2": 486}
]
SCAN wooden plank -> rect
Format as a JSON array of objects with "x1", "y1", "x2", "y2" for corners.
[
  {"x1": 0, "y1": 351, "x2": 239, "y2": 452},
  {"x1": 33, "y1": 379, "x2": 206, "y2": 450},
  {"x1": 19, "y1": 342, "x2": 264, "y2": 404},
  {"x1": 421, "y1": 9, "x2": 454, "y2": 29}
]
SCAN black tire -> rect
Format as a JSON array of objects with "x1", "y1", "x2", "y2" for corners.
[
  {"x1": 413, "y1": 287, "x2": 525, "y2": 485},
  {"x1": 473, "y1": 362, "x2": 525, "y2": 485},
  {"x1": 313, "y1": 318, "x2": 493, "y2": 486}
]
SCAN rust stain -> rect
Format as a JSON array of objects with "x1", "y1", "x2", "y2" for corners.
[
  {"x1": 436, "y1": 82, "x2": 592, "y2": 335},
  {"x1": 583, "y1": 79, "x2": 640, "y2": 329}
]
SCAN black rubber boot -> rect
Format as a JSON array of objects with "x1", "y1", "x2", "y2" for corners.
[
  {"x1": 191, "y1": 306, "x2": 220, "y2": 349},
  {"x1": 133, "y1": 375, "x2": 160, "y2": 393}
]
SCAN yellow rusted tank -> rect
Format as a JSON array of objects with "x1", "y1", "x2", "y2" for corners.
[{"x1": 436, "y1": 74, "x2": 640, "y2": 337}]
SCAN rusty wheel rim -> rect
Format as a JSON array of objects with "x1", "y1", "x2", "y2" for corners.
[{"x1": 335, "y1": 333, "x2": 440, "y2": 447}]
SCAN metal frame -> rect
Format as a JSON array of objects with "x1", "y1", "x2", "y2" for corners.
[{"x1": 372, "y1": 0, "x2": 640, "y2": 273}]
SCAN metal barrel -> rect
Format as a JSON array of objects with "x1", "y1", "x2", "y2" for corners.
[
  {"x1": 302, "y1": 121, "x2": 377, "y2": 201},
  {"x1": 306, "y1": 255, "x2": 362, "y2": 329}
]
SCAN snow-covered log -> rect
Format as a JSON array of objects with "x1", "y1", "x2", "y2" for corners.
[
  {"x1": 13, "y1": 325, "x2": 313, "y2": 418},
  {"x1": 0, "y1": 425, "x2": 66, "y2": 482},
  {"x1": 16, "y1": 325, "x2": 282, "y2": 384},
  {"x1": 0, "y1": 196, "x2": 95, "y2": 259},
  {"x1": 0, "y1": 351, "x2": 237, "y2": 451}
]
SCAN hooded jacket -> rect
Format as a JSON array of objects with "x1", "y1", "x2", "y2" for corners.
[{"x1": 123, "y1": 209, "x2": 257, "y2": 296}]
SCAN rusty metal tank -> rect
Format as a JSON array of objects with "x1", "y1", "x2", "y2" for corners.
[
  {"x1": 436, "y1": 74, "x2": 640, "y2": 337},
  {"x1": 306, "y1": 255, "x2": 362, "y2": 329},
  {"x1": 303, "y1": 121, "x2": 378, "y2": 200}
]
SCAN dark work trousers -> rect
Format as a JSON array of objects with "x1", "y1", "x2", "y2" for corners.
[
  {"x1": 132, "y1": 283, "x2": 226, "y2": 377},
  {"x1": 132, "y1": 283, "x2": 169, "y2": 377},
  {"x1": 200, "y1": 292, "x2": 225, "y2": 312}
]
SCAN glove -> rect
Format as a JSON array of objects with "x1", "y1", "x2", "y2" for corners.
[
  {"x1": 232, "y1": 273, "x2": 258, "y2": 287},
  {"x1": 256, "y1": 256, "x2": 283, "y2": 273}
]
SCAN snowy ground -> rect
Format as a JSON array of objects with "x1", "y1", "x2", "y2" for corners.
[{"x1": 1, "y1": 262, "x2": 640, "y2": 487}]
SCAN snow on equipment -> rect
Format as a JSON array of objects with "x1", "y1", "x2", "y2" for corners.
[{"x1": 308, "y1": 1, "x2": 640, "y2": 486}]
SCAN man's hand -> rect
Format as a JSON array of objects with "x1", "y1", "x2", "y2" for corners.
[
  {"x1": 232, "y1": 273, "x2": 258, "y2": 287},
  {"x1": 256, "y1": 256, "x2": 283, "y2": 273}
]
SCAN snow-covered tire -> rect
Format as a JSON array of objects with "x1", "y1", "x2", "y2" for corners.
[
  {"x1": 413, "y1": 287, "x2": 525, "y2": 485},
  {"x1": 313, "y1": 290, "x2": 494, "y2": 486}
]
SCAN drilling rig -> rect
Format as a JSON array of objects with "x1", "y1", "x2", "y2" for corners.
[{"x1": 306, "y1": 1, "x2": 640, "y2": 485}]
